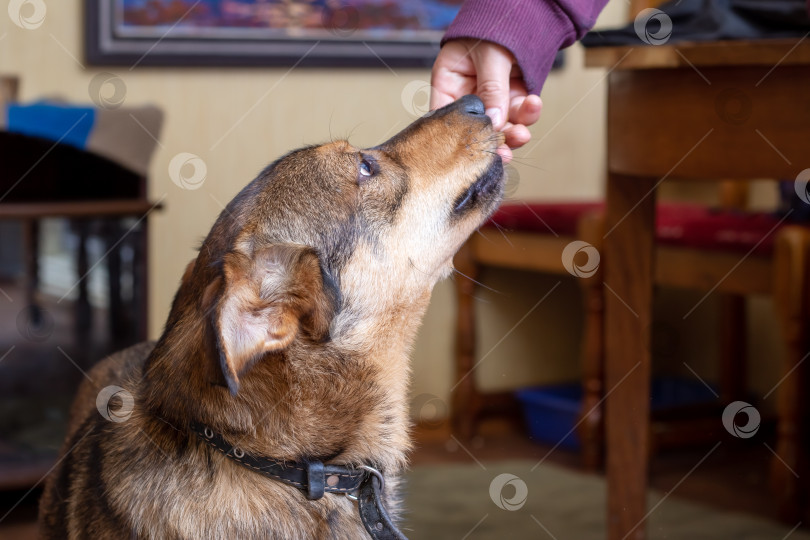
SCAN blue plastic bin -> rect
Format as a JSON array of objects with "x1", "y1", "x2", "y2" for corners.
[{"x1": 515, "y1": 377, "x2": 717, "y2": 451}]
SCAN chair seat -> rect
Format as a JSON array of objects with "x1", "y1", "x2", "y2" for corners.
[
  {"x1": 487, "y1": 202, "x2": 602, "y2": 237},
  {"x1": 487, "y1": 202, "x2": 782, "y2": 256}
]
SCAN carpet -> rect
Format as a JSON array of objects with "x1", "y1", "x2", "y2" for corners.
[{"x1": 402, "y1": 461, "x2": 808, "y2": 540}]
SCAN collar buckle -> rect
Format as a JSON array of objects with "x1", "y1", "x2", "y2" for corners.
[
  {"x1": 306, "y1": 461, "x2": 326, "y2": 500},
  {"x1": 358, "y1": 464, "x2": 385, "y2": 492}
]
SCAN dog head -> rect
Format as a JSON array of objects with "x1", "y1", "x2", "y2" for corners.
[{"x1": 185, "y1": 95, "x2": 504, "y2": 394}]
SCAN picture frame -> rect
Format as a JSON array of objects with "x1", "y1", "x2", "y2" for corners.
[{"x1": 85, "y1": 0, "x2": 461, "y2": 68}]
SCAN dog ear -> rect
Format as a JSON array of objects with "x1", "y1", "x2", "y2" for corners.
[
  {"x1": 180, "y1": 257, "x2": 197, "y2": 286},
  {"x1": 214, "y1": 244, "x2": 333, "y2": 395}
]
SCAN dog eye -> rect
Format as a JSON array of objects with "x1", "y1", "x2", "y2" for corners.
[
  {"x1": 359, "y1": 160, "x2": 373, "y2": 177},
  {"x1": 357, "y1": 156, "x2": 379, "y2": 183}
]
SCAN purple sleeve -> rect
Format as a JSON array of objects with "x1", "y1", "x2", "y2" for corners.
[{"x1": 443, "y1": 0, "x2": 610, "y2": 94}]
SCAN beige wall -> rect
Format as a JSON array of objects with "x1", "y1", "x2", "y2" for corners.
[{"x1": 1, "y1": 1, "x2": 780, "y2": 418}]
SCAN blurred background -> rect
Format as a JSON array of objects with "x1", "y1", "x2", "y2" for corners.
[{"x1": 0, "y1": 0, "x2": 808, "y2": 538}]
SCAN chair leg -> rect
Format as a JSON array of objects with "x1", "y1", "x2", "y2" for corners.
[
  {"x1": 452, "y1": 240, "x2": 481, "y2": 440},
  {"x1": 578, "y1": 210, "x2": 606, "y2": 471},
  {"x1": 579, "y1": 276, "x2": 605, "y2": 471},
  {"x1": 718, "y1": 294, "x2": 747, "y2": 404},
  {"x1": 772, "y1": 225, "x2": 810, "y2": 522}
]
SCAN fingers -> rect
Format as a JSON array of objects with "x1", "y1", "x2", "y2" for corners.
[
  {"x1": 430, "y1": 38, "x2": 540, "y2": 159},
  {"x1": 472, "y1": 44, "x2": 516, "y2": 130},
  {"x1": 508, "y1": 94, "x2": 542, "y2": 129},
  {"x1": 430, "y1": 58, "x2": 458, "y2": 110},
  {"x1": 430, "y1": 87, "x2": 457, "y2": 111},
  {"x1": 496, "y1": 143, "x2": 513, "y2": 163},
  {"x1": 503, "y1": 122, "x2": 532, "y2": 150},
  {"x1": 430, "y1": 40, "x2": 475, "y2": 110},
  {"x1": 500, "y1": 94, "x2": 541, "y2": 153}
]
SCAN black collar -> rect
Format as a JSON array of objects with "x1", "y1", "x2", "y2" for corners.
[{"x1": 190, "y1": 421, "x2": 407, "y2": 540}]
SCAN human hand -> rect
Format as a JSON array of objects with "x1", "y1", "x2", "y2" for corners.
[{"x1": 430, "y1": 38, "x2": 542, "y2": 162}]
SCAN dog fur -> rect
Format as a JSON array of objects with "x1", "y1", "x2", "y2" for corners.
[{"x1": 38, "y1": 95, "x2": 504, "y2": 539}]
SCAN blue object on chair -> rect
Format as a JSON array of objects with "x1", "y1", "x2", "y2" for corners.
[{"x1": 6, "y1": 102, "x2": 96, "y2": 151}]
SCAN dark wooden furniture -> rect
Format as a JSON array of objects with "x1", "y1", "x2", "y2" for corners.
[
  {"x1": 0, "y1": 131, "x2": 160, "y2": 347},
  {"x1": 0, "y1": 78, "x2": 163, "y2": 487},
  {"x1": 452, "y1": 196, "x2": 796, "y2": 472},
  {"x1": 587, "y1": 39, "x2": 810, "y2": 539},
  {"x1": 453, "y1": 203, "x2": 605, "y2": 468}
]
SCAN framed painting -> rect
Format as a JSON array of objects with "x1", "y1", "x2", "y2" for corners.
[{"x1": 85, "y1": 0, "x2": 464, "y2": 67}]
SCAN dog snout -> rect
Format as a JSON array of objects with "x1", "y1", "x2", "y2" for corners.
[{"x1": 454, "y1": 94, "x2": 486, "y2": 117}]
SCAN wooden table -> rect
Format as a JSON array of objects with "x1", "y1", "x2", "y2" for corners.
[{"x1": 585, "y1": 39, "x2": 810, "y2": 540}]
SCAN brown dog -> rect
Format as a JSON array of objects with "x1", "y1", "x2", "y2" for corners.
[{"x1": 39, "y1": 95, "x2": 504, "y2": 539}]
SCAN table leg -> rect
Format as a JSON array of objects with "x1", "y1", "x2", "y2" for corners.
[
  {"x1": 604, "y1": 172, "x2": 656, "y2": 540},
  {"x1": 772, "y1": 225, "x2": 810, "y2": 522}
]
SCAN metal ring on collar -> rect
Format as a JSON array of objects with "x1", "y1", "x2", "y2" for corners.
[{"x1": 358, "y1": 465, "x2": 385, "y2": 492}]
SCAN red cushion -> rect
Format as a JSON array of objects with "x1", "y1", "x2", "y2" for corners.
[
  {"x1": 656, "y1": 203, "x2": 780, "y2": 256},
  {"x1": 487, "y1": 202, "x2": 782, "y2": 256},
  {"x1": 486, "y1": 202, "x2": 603, "y2": 237}
]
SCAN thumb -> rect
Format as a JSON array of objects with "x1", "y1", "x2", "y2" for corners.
[{"x1": 473, "y1": 47, "x2": 513, "y2": 130}]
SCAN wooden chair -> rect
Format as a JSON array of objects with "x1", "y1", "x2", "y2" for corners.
[
  {"x1": 455, "y1": 196, "x2": 810, "y2": 501},
  {"x1": 453, "y1": 192, "x2": 807, "y2": 445},
  {"x1": 453, "y1": 202, "x2": 605, "y2": 468}
]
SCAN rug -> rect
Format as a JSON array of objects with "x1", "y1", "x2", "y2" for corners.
[{"x1": 402, "y1": 461, "x2": 807, "y2": 539}]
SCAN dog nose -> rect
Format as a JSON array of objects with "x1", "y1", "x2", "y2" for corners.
[{"x1": 456, "y1": 95, "x2": 485, "y2": 116}]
